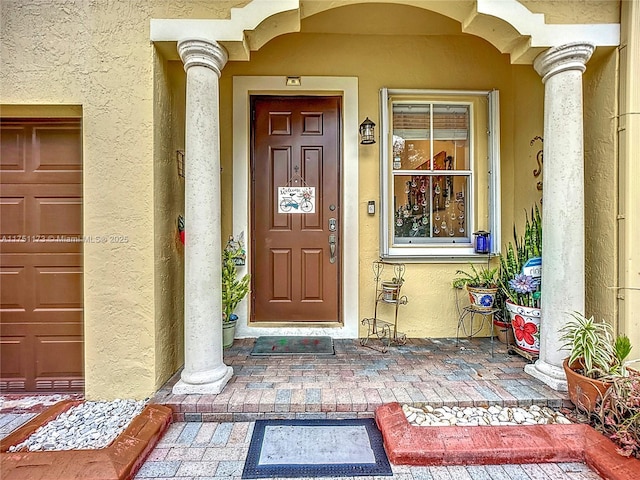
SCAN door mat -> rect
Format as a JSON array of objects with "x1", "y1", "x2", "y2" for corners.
[
  {"x1": 241, "y1": 418, "x2": 393, "y2": 478},
  {"x1": 250, "y1": 336, "x2": 335, "y2": 355}
]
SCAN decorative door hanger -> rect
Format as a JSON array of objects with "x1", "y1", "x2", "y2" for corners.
[{"x1": 277, "y1": 186, "x2": 315, "y2": 214}]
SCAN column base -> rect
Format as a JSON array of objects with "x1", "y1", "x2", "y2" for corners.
[
  {"x1": 524, "y1": 360, "x2": 568, "y2": 392},
  {"x1": 172, "y1": 365, "x2": 233, "y2": 394}
]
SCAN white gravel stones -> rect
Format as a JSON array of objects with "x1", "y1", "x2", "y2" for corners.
[
  {"x1": 8, "y1": 399, "x2": 146, "y2": 452},
  {"x1": 402, "y1": 403, "x2": 572, "y2": 427}
]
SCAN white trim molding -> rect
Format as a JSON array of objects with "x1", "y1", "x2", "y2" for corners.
[{"x1": 232, "y1": 76, "x2": 359, "y2": 339}]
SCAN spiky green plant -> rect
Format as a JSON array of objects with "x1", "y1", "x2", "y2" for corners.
[
  {"x1": 452, "y1": 264, "x2": 499, "y2": 289},
  {"x1": 560, "y1": 312, "x2": 634, "y2": 380},
  {"x1": 560, "y1": 312, "x2": 616, "y2": 379},
  {"x1": 498, "y1": 205, "x2": 542, "y2": 308},
  {"x1": 222, "y1": 238, "x2": 251, "y2": 322}
]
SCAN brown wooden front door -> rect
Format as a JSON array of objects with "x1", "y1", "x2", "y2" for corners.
[
  {"x1": 251, "y1": 96, "x2": 341, "y2": 322},
  {"x1": 0, "y1": 119, "x2": 84, "y2": 392}
]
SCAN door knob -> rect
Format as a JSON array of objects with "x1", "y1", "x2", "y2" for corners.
[{"x1": 328, "y1": 234, "x2": 337, "y2": 264}]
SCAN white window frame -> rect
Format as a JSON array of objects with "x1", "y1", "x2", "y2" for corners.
[{"x1": 379, "y1": 88, "x2": 501, "y2": 261}]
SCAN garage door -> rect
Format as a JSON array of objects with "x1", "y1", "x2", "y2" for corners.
[{"x1": 1, "y1": 119, "x2": 84, "y2": 393}]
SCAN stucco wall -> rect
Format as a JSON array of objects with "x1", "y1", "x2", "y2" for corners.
[
  {"x1": 216, "y1": 25, "x2": 546, "y2": 337},
  {"x1": 0, "y1": 0, "x2": 625, "y2": 399},
  {"x1": 583, "y1": 48, "x2": 619, "y2": 327},
  {"x1": 152, "y1": 51, "x2": 186, "y2": 391}
]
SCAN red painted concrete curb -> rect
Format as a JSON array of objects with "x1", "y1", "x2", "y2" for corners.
[
  {"x1": 375, "y1": 402, "x2": 640, "y2": 479},
  {"x1": 0, "y1": 402, "x2": 172, "y2": 480},
  {"x1": 0, "y1": 400, "x2": 83, "y2": 453}
]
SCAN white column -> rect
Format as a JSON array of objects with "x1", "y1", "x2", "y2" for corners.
[
  {"x1": 172, "y1": 39, "x2": 233, "y2": 394},
  {"x1": 525, "y1": 42, "x2": 595, "y2": 391}
]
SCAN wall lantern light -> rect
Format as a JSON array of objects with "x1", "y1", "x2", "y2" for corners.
[{"x1": 359, "y1": 117, "x2": 376, "y2": 145}]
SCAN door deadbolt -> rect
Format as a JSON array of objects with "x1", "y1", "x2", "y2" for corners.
[{"x1": 329, "y1": 218, "x2": 337, "y2": 232}]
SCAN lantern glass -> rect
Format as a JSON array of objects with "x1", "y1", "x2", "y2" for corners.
[{"x1": 359, "y1": 117, "x2": 376, "y2": 144}]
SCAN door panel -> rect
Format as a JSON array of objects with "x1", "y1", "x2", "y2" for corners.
[
  {"x1": 252, "y1": 96, "x2": 341, "y2": 322},
  {"x1": 0, "y1": 119, "x2": 84, "y2": 393}
]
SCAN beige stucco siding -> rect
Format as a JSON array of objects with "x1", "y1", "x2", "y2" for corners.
[
  {"x1": 1, "y1": 0, "x2": 628, "y2": 399},
  {"x1": 218, "y1": 30, "x2": 545, "y2": 337},
  {"x1": 0, "y1": 1, "x2": 187, "y2": 399},
  {"x1": 583, "y1": 49, "x2": 619, "y2": 327}
]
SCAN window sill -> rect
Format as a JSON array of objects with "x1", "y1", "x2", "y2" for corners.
[{"x1": 380, "y1": 252, "x2": 496, "y2": 264}]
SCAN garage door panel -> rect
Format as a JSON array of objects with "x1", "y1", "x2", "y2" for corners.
[
  {"x1": 1, "y1": 186, "x2": 82, "y2": 253},
  {"x1": 0, "y1": 126, "x2": 26, "y2": 172},
  {"x1": 1, "y1": 118, "x2": 83, "y2": 393},
  {"x1": 36, "y1": 197, "x2": 83, "y2": 236},
  {"x1": 35, "y1": 335, "x2": 83, "y2": 377},
  {"x1": 0, "y1": 266, "x2": 29, "y2": 312},
  {"x1": 1, "y1": 255, "x2": 82, "y2": 323},
  {"x1": 0, "y1": 336, "x2": 28, "y2": 376},
  {"x1": 35, "y1": 266, "x2": 83, "y2": 309},
  {"x1": 0, "y1": 197, "x2": 26, "y2": 235},
  {"x1": 34, "y1": 126, "x2": 82, "y2": 172},
  {"x1": 1, "y1": 122, "x2": 81, "y2": 184}
]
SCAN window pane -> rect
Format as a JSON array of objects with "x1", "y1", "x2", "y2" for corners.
[
  {"x1": 433, "y1": 104, "x2": 469, "y2": 171},
  {"x1": 392, "y1": 174, "x2": 469, "y2": 244},
  {"x1": 392, "y1": 103, "x2": 470, "y2": 171}
]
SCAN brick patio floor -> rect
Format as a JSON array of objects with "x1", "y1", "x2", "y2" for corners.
[
  {"x1": 2, "y1": 338, "x2": 607, "y2": 480},
  {"x1": 151, "y1": 337, "x2": 570, "y2": 422}
]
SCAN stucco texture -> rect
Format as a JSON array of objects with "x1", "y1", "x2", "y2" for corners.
[
  {"x1": 216, "y1": 7, "x2": 542, "y2": 338},
  {"x1": 1, "y1": 0, "x2": 627, "y2": 399},
  {"x1": 0, "y1": 0, "x2": 250, "y2": 399}
]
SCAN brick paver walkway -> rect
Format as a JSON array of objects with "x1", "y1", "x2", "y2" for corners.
[
  {"x1": 134, "y1": 421, "x2": 602, "y2": 480},
  {"x1": 152, "y1": 338, "x2": 570, "y2": 422},
  {"x1": 3, "y1": 338, "x2": 601, "y2": 479}
]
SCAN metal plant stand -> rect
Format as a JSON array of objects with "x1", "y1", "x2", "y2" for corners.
[
  {"x1": 454, "y1": 285, "x2": 498, "y2": 357},
  {"x1": 361, "y1": 260, "x2": 407, "y2": 353}
]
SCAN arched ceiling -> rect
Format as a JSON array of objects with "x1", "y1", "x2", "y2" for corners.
[
  {"x1": 299, "y1": 3, "x2": 463, "y2": 36},
  {"x1": 151, "y1": 0, "x2": 619, "y2": 65}
]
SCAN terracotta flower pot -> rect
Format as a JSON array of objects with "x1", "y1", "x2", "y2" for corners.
[
  {"x1": 493, "y1": 318, "x2": 515, "y2": 345},
  {"x1": 562, "y1": 357, "x2": 612, "y2": 412}
]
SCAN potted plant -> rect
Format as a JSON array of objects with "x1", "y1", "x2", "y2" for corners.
[
  {"x1": 452, "y1": 263, "x2": 499, "y2": 312},
  {"x1": 560, "y1": 311, "x2": 634, "y2": 412},
  {"x1": 593, "y1": 367, "x2": 640, "y2": 458},
  {"x1": 222, "y1": 235, "x2": 250, "y2": 348},
  {"x1": 498, "y1": 205, "x2": 542, "y2": 354},
  {"x1": 381, "y1": 276, "x2": 404, "y2": 302}
]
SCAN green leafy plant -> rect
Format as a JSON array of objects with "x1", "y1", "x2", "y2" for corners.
[
  {"x1": 452, "y1": 263, "x2": 499, "y2": 289},
  {"x1": 560, "y1": 312, "x2": 632, "y2": 380},
  {"x1": 222, "y1": 237, "x2": 250, "y2": 322},
  {"x1": 499, "y1": 205, "x2": 542, "y2": 308}
]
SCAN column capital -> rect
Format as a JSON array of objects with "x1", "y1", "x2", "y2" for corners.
[
  {"x1": 534, "y1": 42, "x2": 595, "y2": 83},
  {"x1": 178, "y1": 39, "x2": 228, "y2": 76}
]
